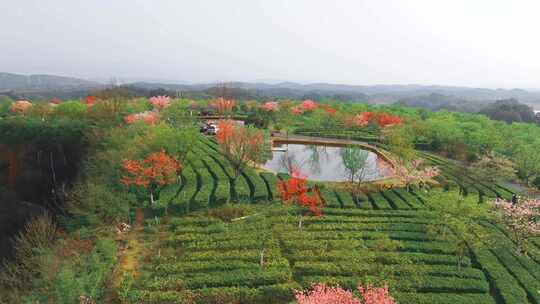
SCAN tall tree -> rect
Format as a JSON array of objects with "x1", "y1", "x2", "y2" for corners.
[
  {"x1": 274, "y1": 100, "x2": 296, "y2": 136},
  {"x1": 382, "y1": 125, "x2": 416, "y2": 164},
  {"x1": 514, "y1": 143, "x2": 540, "y2": 185},
  {"x1": 340, "y1": 145, "x2": 371, "y2": 203},
  {"x1": 121, "y1": 150, "x2": 182, "y2": 205},
  {"x1": 149, "y1": 96, "x2": 171, "y2": 110},
  {"x1": 212, "y1": 97, "x2": 236, "y2": 116},
  {"x1": 216, "y1": 121, "x2": 267, "y2": 202}
]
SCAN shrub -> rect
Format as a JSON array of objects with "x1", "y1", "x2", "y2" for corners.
[
  {"x1": 68, "y1": 181, "x2": 134, "y2": 226},
  {"x1": 533, "y1": 176, "x2": 540, "y2": 189},
  {"x1": 0, "y1": 214, "x2": 57, "y2": 302},
  {"x1": 53, "y1": 101, "x2": 88, "y2": 120},
  {"x1": 46, "y1": 238, "x2": 118, "y2": 304}
]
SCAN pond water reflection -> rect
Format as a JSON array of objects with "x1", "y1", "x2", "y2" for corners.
[{"x1": 262, "y1": 143, "x2": 390, "y2": 182}]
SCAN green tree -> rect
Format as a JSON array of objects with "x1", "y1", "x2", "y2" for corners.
[
  {"x1": 0, "y1": 95, "x2": 14, "y2": 117},
  {"x1": 161, "y1": 101, "x2": 195, "y2": 128},
  {"x1": 469, "y1": 151, "x2": 516, "y2": 183},
  {"x1": 140, "y1": 123, "x2": 199, "y2": 164},
  {"x1": 274, "y1": 100, "x2": 296, "y2": 136},
  {"x1": 514, "y1": 143, "x2": 540, "y2": 185},
  {"x1": 53, "y1": 101, "x2": 87, "y2": 120},
  {"x1": 382, "y1": 125, "x2": 416, "y2": 163},
  {"x1": 340, "y1": 145, "x2": 370, "y2": 203}
]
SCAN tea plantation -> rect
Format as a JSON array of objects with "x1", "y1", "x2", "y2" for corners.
[{"x1": 119, "y1": 137, "x2": 540, "y2": 304}]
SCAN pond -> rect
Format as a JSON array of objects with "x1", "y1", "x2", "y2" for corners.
[{"x1": 262, "y1": 143, "x2": 391, "y2": 182}]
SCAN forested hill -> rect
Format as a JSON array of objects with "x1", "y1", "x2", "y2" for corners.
[
  {"x1": 2, "y1": 73, "x2": 540, "y2": 117},
  {"x1": 0, "y1": 73, "x2": 101, "y2": 91},
  {"x1": 2, "y1": 72, "x2": 540, "y2": 103}
]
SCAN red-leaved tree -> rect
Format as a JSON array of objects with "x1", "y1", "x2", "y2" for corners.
[
  {"x1": 377, "y1": 113, "x2": 402, "y2": 127},
  {"x1": 295, "y1": 283, "x2": 397, "y2": 304},
  {"x1": 85, "y1": 96, "x2": 98, "y2": 106},
  {"x1": 493, "y1": 198, "x2": 540, "y2": 255},
  {"x1": 319, "y1": 104, "x2": 337, "y2": 114},
  {"x1": 216, "y1": 120, "x2": 267, "y2": 202},
  {"x1": 278, "y1": 168, "x2": 324, "y2": 229},
  {"x1": 349, "y1": 112, "x2": 402, "y2": 128},
  {"x1": 121, "y1": 150, "x2": 182, "y2": 205}
]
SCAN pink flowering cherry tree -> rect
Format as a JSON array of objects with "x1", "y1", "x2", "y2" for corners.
[
  {"x1": 211, "y1": 97, "x2": 236, "y2": 115},
  {"x1": 149, "y1": 96, "x2": 171, "y2": 110},
  {"x1": 390, "y1": 159, "x2": 439, "y2": 191},
  {"x1": 493, "y1": 198, "x2": 540, "y2": 255},
  {"x1": 358, "y1": 284, "x2": 398, "y2": 304},
  {"x1": 261, "y1": 101, "x2": 279, "y2": 112},
  {"x1": 295, "y1": 283, "x2": 360, "y2": 304},
  {"x1": 124, "y1": 111, "x2": 160, "y2": 125},
  {"x1": 295, "y1": 283, "x2": 397, "y2": 304},
  {"x1": 11, "y1": 100, "x2": 32, "y2": 114},
  {"x1": 292, "y1": 106, "x2": 305, "y2": 115}
]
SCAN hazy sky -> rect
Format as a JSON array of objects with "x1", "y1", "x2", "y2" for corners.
[{"x1": 1, "y1": 0, "x2": 539, "y2": 88}]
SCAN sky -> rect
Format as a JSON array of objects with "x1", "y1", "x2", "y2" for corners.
[{"x1": 1, "y1": 0, "x2": 539, "y2": 88}]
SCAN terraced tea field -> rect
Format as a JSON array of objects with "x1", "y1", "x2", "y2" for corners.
[
  {"x1": 126, "y1": 204, "x2": 540, "y2": 304},
  {"x1": 122, "y1": 136, "x2": 540, "y2": 304}
]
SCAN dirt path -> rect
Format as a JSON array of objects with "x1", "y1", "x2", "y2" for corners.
[
  {"x1": 503, "y1": 181, "x2": 540, "y2": 199},
  {"x1": 102, "y1": 210, "x2": 146, "y2": 303}
]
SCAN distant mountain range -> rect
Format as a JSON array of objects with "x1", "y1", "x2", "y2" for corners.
[
  {"x1": 1, "y1": 72, "x2": 540, "y2": 108},
  {"x1": 129, "y1": 81, "x2": 540, "y2": 100},
  {"x1": 0, "y1": 72, "x2": 101, "y2": 92}
]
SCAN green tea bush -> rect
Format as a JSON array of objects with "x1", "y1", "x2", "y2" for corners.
[
  {"x1": 207, "y1": 204, "x2": 256, "y2": 222},
  {"x1": 129, "y1": 283, "x2": 298, "y2": 304}
]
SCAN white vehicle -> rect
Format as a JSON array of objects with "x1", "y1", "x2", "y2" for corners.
[{"x1": 205, "y1": 123, "x2": 219, "y2": 135}]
